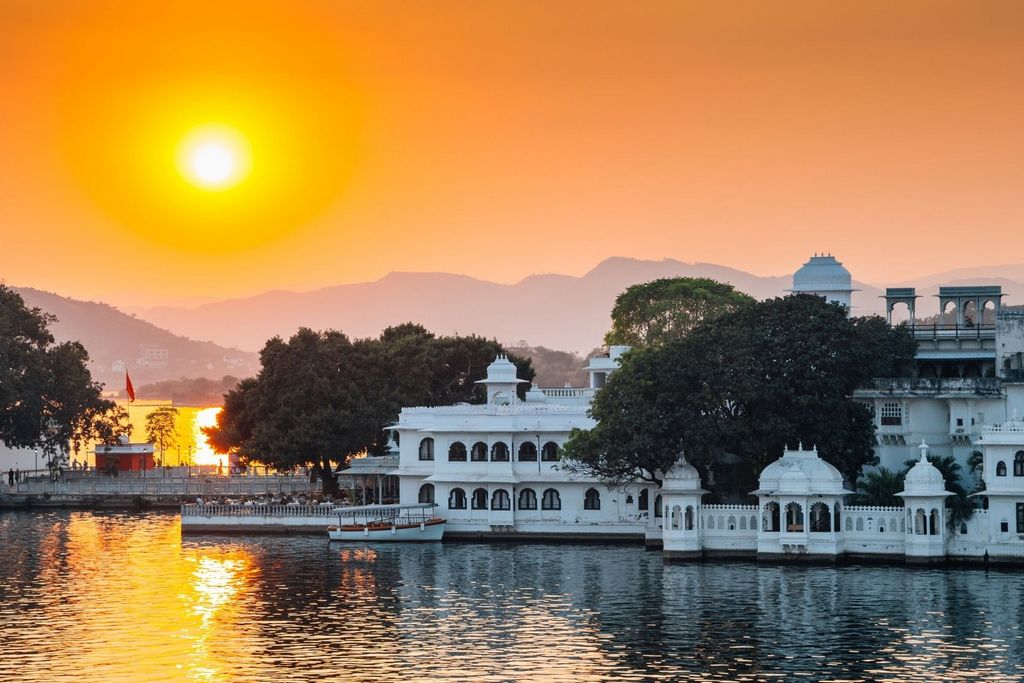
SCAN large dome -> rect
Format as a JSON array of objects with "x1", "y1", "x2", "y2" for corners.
[
  {"x1": 790, "y1": 254, "x2": 852, "y2": 293},
  {"x1": 753, "y1": 446, "x2": 849, "y2": 496}
]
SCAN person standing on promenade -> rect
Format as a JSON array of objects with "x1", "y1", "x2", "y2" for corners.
[{"x1": 7, "y1": 468, "x2": 12, "y2": 486}]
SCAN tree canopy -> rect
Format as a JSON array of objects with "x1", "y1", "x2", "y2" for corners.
[
  {"x1": 563, "y1": 293, "x2": 917, "y2": 500},
  {"x1": 145, "y1": 406, "x2": 179, "y2": 462},
  {"x1": 205, "y1": 324, "x2": 534, "y2": 493},
  {"x1": 604, "y1": 277, "x2": 753, "y2": 348},
  {"x1": 0, "y1": 285, "x2": 128, "y2": 461}
]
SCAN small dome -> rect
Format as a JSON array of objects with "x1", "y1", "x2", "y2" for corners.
[
  {"x1": 661, "y1": 455, "x2": 706, "y2": 493},
  {"x1": 524, "y1": 383, "x2": 547, "y2": 403},
  {"x1": 755, "y1": 445, "x2": 849, "y2": 496},
  {"x1": 790, "y1": 254, "x2": 852, "y2": 293},
  {"x1": 899, "y1": 442, "x2": 949, "y2": 497},
  {"x1": 483, "y1": 354, "x2": 521, "y2": 382}
]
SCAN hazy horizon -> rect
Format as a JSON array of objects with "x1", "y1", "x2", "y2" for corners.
[{"x1": 3, "y1": 2, "x2": 1024, "y2": 309}]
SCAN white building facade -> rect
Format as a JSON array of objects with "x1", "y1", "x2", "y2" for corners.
[{"x1": 384, "y1": 350, "x2": 660, "y2": 541}]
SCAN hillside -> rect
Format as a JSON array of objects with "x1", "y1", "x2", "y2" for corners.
[
  {"x1": 137, "y1": 257, "x2": 888, "y2": 354},
  {"x1": 14, "y1": 287, "x2": 259, "y2": 391}
]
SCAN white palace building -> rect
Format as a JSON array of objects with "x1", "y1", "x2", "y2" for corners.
[{"x1": 348, "y1": 254, "x2": 1024, "y2": 563}]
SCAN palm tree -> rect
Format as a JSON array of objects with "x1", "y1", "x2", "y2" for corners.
[{"x1": 849, "y1": 467, "x2": 905, "y2": 506}]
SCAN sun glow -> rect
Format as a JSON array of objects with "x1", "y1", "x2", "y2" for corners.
[
  {"x1": 192, "y1": 407, "x2": 224, "y2": 466},
  {"x1": 177, "y1": 125, "x2": 251, "y2": 190}
]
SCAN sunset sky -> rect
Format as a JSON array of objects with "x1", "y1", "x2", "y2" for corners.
[{"x1": 2, "y1": 1, "x2": 1023, "y2": 308}]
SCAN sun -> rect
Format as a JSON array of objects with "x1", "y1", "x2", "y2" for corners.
[{"x1": 177, "y1": 125, "x2": 251, "y2": 190}]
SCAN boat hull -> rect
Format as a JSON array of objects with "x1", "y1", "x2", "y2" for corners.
[{"x1": 327, "y1": 518, "x2": 446, "y2": 542}]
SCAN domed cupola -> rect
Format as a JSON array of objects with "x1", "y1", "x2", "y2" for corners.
[
  {"x1": 661, "y1": 454, "x2": 706, "y2": 494},
  {"x1": 898, "y1": 441, "x2": 949, "y2": 497},
  {"x1": 475, "y1": 354, "x2": 529, "y2": 406},
  {"x1": 788, "y1": 254, "x2": 856, "y2": 311}
]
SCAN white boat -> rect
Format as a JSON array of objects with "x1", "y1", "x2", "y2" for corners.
[{"x1": 327, "y1": 503, "x2": 446, "y2": 542}]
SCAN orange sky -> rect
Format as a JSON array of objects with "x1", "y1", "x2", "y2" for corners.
[{"x1": 2, "y1": 1, "x2": 1023, "y2": 308}]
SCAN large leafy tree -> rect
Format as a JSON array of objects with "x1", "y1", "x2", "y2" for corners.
[
  {"x1": 206, "y1": 324, "x2": 534, "y2": 494},
  {"x1": 604, "y1": 277, "x2": 753, "y2": 348},
  {"x1": 0, "y1": 285, "x2": 128, "y2": 462},
  {"x1": 564, "y1": 293, "x2": 917, "y2": 499}
]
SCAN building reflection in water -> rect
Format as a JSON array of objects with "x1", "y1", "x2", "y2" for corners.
[{"x1": 0, "y1": 512, "x2": 1023, "y2": 682}]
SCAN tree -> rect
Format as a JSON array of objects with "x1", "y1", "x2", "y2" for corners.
[
  {"x1": 145, "y1": 406, "x2": 179, "y2": 465},
  {"x1": 849, "y1": 468, "x2": 905, "y2": 506},
  {"x1": 604, "y1": 277, "x2": 753, "y2": 348},
  {"x1": 563, "y1": 294, "x2": 918, "y2": 499},
  {"x1": 0, "y1": 285, "x2": 128, "y2": 463},
  {"x1": 205, "y1": 324, "x2": 535, "y2": 494}
]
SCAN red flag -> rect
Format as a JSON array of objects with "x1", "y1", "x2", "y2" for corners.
[{"x1": 125, "y1": 371, "x2": 136, "y2": 402}]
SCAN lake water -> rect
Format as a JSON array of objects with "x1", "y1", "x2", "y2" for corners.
[{"x1": 0, "y1": 511, "x2": 1021, "y2": 682}]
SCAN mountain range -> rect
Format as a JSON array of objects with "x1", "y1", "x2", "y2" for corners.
[
  {"x1": 12, "y1": 257, "x2": 1024, "y2": 393},
  {"x1": 137, "y1": 257, "x2": 1024, "y2": 354}
]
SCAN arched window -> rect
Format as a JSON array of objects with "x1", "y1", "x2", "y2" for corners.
[
  {"x1": 470, "y1": 441, "x2": 488, "y2": 462},
  {"x1": 728, "y1": 515, "x2": 737, "y2": 531},
  {"x1": 684, "y1": 506, "x2": 694, "y2": 530},
  {"x1": 639, "y1": 489, "x2": 649, "y2": 511},
  {"x1": 997, "y1": 461, "x2": 1007, "y2": 476},
  {"x1": 492, "y1": 489, "x2": 511, "y2": 510},
  {"x1": 810, "y1": 502, "x2": 831, "y2": 532},
  {"x1": 1015, "y1": 451, "x2": 1024, "y2": 476},
  {"x1": 491, "y1": 442, "x2": 510, "y2": 462},
  {"x1": 707, "y1": 516, "x2": 715, "y2": 530},
  {"x1": 626, "y1": 494, "x2": 634, "y2": 505},
  {"x1": 518, "y1": 488, "x2": 537, "y2": 510},
  {"x1": 749, "y1": 515, "x2": 758, "y2": 531},
  {"x1": 449, "y1": 442, "x2": 467, "y2": 462},
  {"x1": 914, "y1": 508, "x2": 927, "y2": 535},
  {"x1": 856, "y1": 517, "x2": 864, "y2": 531},
  {"x1": 471, "y1": 488, "x2": 488, "y2": 510},
  {"x1": 448, "y1": 487, "x2": 466, "y2": 510},
  {"x1": 670, "y1": 505, "x2": 682, "y2": 529},
  {"x1": 541, "y1": 488, "x2": 561, "y2": 510},
  {"x1": 834, "y1": 505, "x2": 841, "y2": 532},
  {"x1": 418, "y1": 438, "x2": 434, "y2": 461},
  {"x1": 785, "y1": 503, "x2": 804, "y2": 531},
  {"x1": 929, "y1": 508, "x2": 939, "y2": 535},
  {"x1": 739, "y1": 515, "x2": 747, "y2": 530},
  {"x1": 541, "y1": 442, "x2": 560, "y2": 462},
  {"x1": 518, "y1": 442, "x2": 537, "y2": 462},
  {"x1": 418, "y1": 483, "x2": 435, "y2": 504},
  {"x1": 584, "y1": 488, "x2": 601, "y2": 510},
  {"x1": 845, "y1": 517, "x2": 853, "y2": 531},
  {"x1": 654, "y1": 495, "x2": 662, "y2": 517}
]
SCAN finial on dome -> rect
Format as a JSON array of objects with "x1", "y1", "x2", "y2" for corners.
[
  {"x1": 798, "y1": 440, "x2": 803, "y2": 451},
  {"x1": 918, "y1": 440, "x2": 929, "y2": 463}
]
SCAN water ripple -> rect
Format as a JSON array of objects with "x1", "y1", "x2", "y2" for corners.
[{"x1": 0, "y1": 511, "x2": 1021, "y2": 682}]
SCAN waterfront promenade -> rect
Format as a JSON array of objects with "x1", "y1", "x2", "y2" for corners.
[{"x1": 0, "y1": 467, "x2": 320, "y2": 509}]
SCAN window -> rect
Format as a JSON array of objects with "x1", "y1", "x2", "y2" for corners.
[
  {"x1": 492, "y1": 489, "x2": 511, "y2": 510},
  {"x1": 471, "y1": 488, "x2": 488, "y2": 510},
  {"x1": 810, "y1": 502, "x2": 831, "y2": 532},
  {"x1": 418, "y1": 438, "x2": 434, "y2": 461},
  {"x1": 956, "y1": 418, "x2": 964, "y2": 427},
  {"x1": 763, "y1": 502, "x2": 780, "y2": 532},
  {"x1": 626, "y1": 495, "x2": 634, "y2": 505},
  {"x1": 518, "y1": 488, "x2": 537, "y2": 510},
  {"x1": 880, "y1": 402, "x2": 902, "y2": 426},
  {"x1": 1015, "y1": 451, "x2": 1024, "y2": 476},
  {"x1": 670, "y1": 505, "x2": 682, "y2": 529},
  {"x1": 584, "y1": 488, "x2": 601, "y2": 510},
  {"x1": 448, "y1": 488, "x2": 466, "y2": 510},
  {"x1": 449, "y1": 442, "x2": 467, "y2": 462},
  {"x1": 684, "y1": 506, "x2": 694, "y2": 530},
  {"x1": 541, "y1": 441, "x2": 560, "y2": 462},
  {"x1": 541, "y1": 488, "x2": 561, "y2": 510},
  {"x1": 654, "y1": 495, "x2": 663, "y2": 517},
  {"x1": 518, "y1": 442, "x2": 537, "y2": 462},
  {"x1": 639, "y1": 489, "x2": 649, "y2": 512},
  {"x1": 1000, "y1": 520, "x2": 1009, "y2": 533},
  {"x1": 470, "y1": 441, "x2": 488, "y2": 462},
  {"x1": 491, "y1": 442, "x2": 510, "y2": 462},
  {"x1": 785, "y1": 503, "x2": 804, "y2": 531},
  {"x1": 1017, "y1": 504, "x2": 1024, "y2": 534},
  {"x1": 418, "y1": 484, "x2": 434, "y2": 504},
  {"x1": 997, "y1": 461, "x2": 1007, "y2": 477}
]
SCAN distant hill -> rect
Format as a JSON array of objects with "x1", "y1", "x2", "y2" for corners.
[
  {"x1": 137, "y1": 257, "x2": 889, "y2": 354},
  {"x1": 14, "y1": 287, "x2": 259, "y2": 391}
]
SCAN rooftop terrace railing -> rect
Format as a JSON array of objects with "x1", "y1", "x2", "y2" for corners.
[
  {"x1": 859, "y1": 377, "x2": 1002, "y2": 394},
  {"x1": 906, "y1": 323, "x2": 995, "y2": 340}
]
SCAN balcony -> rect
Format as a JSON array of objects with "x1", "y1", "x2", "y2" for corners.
[
  {"x1": 856, "y1": 377, "x2": 1003, "y2": 396},
  {"x1": 906, "y1": 323, "x2": 995, "y2": 341}
]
